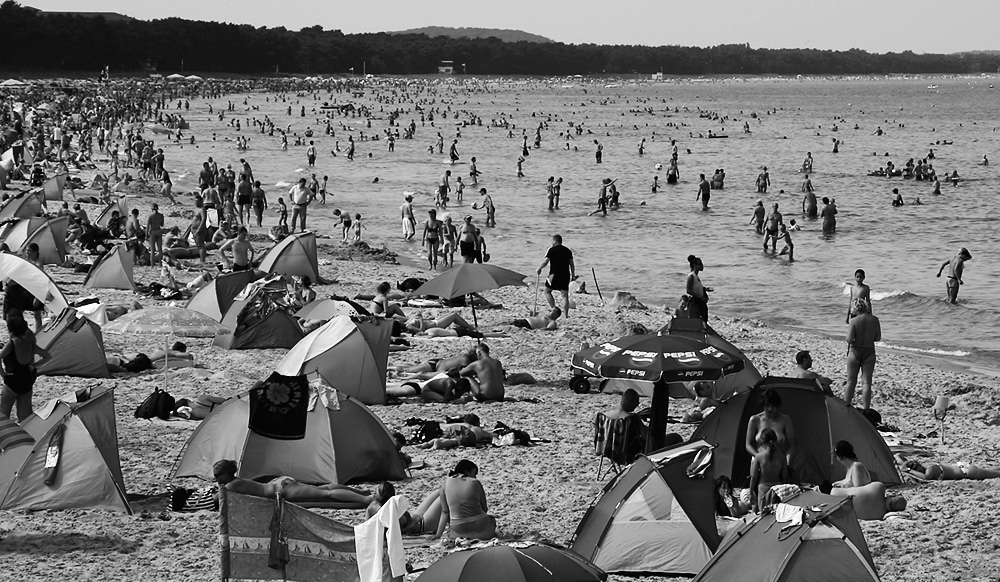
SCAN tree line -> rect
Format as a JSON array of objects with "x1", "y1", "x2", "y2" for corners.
[{"x1": 2, "y1": 2, "x2": 998, "y2": 76}]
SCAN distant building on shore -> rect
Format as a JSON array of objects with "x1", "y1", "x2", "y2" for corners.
[
  {"x1": 652, "y1": 72, "x2": 664, "y2": 81},
  {"x1": 438, "y1": 61, "x2": 454, "y2": 74}
]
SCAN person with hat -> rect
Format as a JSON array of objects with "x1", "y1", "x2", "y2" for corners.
[
  {"x1": 937, "y1": 248, "x2": 972, "y2": 304},
  {"x1": 792, "y1": 350, "x2": 833, "y2": 392},
  {"x1": 400, "y1": 193, "x2": 416, "y2": 241}
]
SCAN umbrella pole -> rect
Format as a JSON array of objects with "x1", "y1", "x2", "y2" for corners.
[
  {"x1": 531, "y1": 272, "x2": 540, "y2": 316},
  {"x1": 470, "y1": 294, "x2": 479, "y2": 329},
  {"x1": 647, "y1": 380, "x2": 670, "y2": 453}
]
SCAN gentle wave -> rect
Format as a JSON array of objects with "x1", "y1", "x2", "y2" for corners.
[
  {"x1": 274, "y1": 181, "x2": 292, "y2": 187},
  {"x1": 875, "y1": 342, "x2": 970, "y2": 357},
  {"x1": 839, "y1": 283, "x2": 909, "y2": 301}
]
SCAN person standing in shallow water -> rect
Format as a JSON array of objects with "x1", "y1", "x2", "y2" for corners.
[
  {"x1": 936, "y1": 248, "x2": 972, "y2": 304},
  {"x1": 696, "y1": 174, "x2": 711, "y2": 211},
  {"x1": 820, "y1": 196, "x2": 837, "y2": 233}
]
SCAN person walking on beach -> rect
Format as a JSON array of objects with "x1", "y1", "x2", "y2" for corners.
[
  {"x1": 288, "y1": 177, "x2": 312, "y2": 232},
  {"x1": 936, "y1": 248, "x2": 972, "y2": 304},
  {"x1": 251, "y1": 181, "x2": 267, "y2": 228},
  {"x1": 696, "y1": 174, "x2": 711, "y2": 211},
  {"x1": 686, "y1": 255, "x2": 712, "y2": 321},
  {"x1": 844, "y1": 300, "x2": 881, "y2": 411},
  {"x1": 847, "y1": 269, "x2": 872, "y2": 323},
  {"x1": 437, "y1": 170, "x2": 451, "y2": 208},
  {"x1": 400, "y1": 194, "x2": 416, "y2": 241},
  {"x1": 422, "y1": 209, "x2": 443, "y2": 271},
  {"x1": 537, "y1": 234, "x2": 576, "y2": 318}
]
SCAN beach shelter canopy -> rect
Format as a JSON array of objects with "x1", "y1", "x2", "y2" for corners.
[
  {"x1": 410, "y1": 263, "x2": 527, "y2": 300},
  {"x1": 572, "y1": 440, "x2": 721, "y2": 576},
  {"x1": 42, "y1": 173, "x2": 67, "y2": 201},
  {"x1": 690, "y1": 376, "x2": 901, "y2": 487},
  {"x1": 35, "y1": 308, "x2": 110, "y2": 378},
  {"x1": 104, "y1": 305, "x2": 228, "y2": 338},
  {"x1": 0, "y1": 190, "x2": 43, "y2": 222},
  {"x1": 0, "y1": 252, "x2": 69, "y2": 312},
  {"x1": 165, "y1": 73, "x2": 185, "y2": 80},
  {"x1": 274, "y1": 316, "x2": 392, "y2": 405},
  {"x1": 693, "y1": 491, "x2": 878, "y2": 582},
  {"x1": 173, "y1": 383, "x2": 406, "y2": 485},
  {"x1": 82, "y1": 244, "x2": 136, "y2": 291},
  {"x1": 0, "y1": 386, "x2": 130, "y2": 513},
  {"x1": 220, "y1": 489, "x2": 365, "y2": 582},
  {"x1": 95, "y1": 198, "x2": 126, "y2": 229},
  {"x1": 213, "y1": 284, "x2": 305, "y2": 350},
  {"x1": 418, "y1": 543, "x2": 606, "y2": 582},
  {"x1": 295, "y1": 297, "x2": 371, "y2": 320},
  {"x1": 658, "y1": 317, "x2": 763, "y2": 398},
  {"x1": 0, "y1": 79, "x2": 28, "y2": 87},
  {"x1": 0, "y1": 216, "x2": 47, "y2": 249},
  {"x1": 20, "y1": 215, "x2": 69, "y2": 265},
  {"x1": 258, "y1": 231, "x2": 320, "y2": 283},
  {"x1": 186, "y1": 269, "x2": 264, "y2": 321}
]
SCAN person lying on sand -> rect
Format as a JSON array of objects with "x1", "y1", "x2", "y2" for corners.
[
  {"x1": 896, "y1": 453, "x2": 1000, "y2": 480},
  {"x1": 212, "y1": 459, "x2": 372, "y2": 506},
  {"x1": 823, "y1": 481, "x2": 907, "y2": 520},
  {"x1": 405, "y1": 312, "x2": 476, "y2": 334},
  {"x1": 386, "y1": 369, "x2": 472, "y2": 403},
  {"x1": 395, "y1": 348, "x2": 478, "y2": 376},
  {"x1": 415, "y1": 414, "x2": 494, "y2": 449},
  {"x1": 509, "y1": 307, "x2": 561, "y2": 330}
]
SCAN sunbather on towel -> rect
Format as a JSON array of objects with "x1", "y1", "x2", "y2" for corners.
[
  {"x1": 386, "y1": 369, "x2": 472, "y2": 403},
  {"x1": 896, "y1": 453, "x2": 1000, "y2": 480},
  {"x1": 405, "y1": 312, "x2": 477, "y2": 335},
  {"x1": 415, "y1": 414, "x2": 494, "y2": 449},
  {"x1": 824, "y1": 480, "x2": 907, "y2": 521},
  {"x1": 395, "y1": 348, "x2": 477, "y2": 376},
  {"x1": 213, "y1": 460, "x2": 373, "y2": 506}
]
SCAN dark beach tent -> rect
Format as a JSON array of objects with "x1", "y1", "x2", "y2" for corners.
[
  {"x1": 0, "y1": 386, "x2": 130, "y2": 513},
  {"x1": 20, "y1": 215, "x2": 69, "y2": 265},
  {"x1": 172, "y1": 384, "x2": 406, "y2": 485},
  {"x1": 690, "y1": 376, "x2": 901, "y2": 487},
  {"x1": 186, "y1": 269, "x2": 264, "y2": 321},
  {"x1": 94, "y1": 198, "x2": 126, "y2": 229},
  {"x1": 213, "y1": 283, "x2": 305, "y2": 350},
  {"x1": 693, "y1": 491, "x2": 879, "y2": 582},
  {"x1": 82, "y1": 244, "x2": 135, "y2": 291},
  {"x1": 257, "y1": 231, "x2": 321, "y2": 283},
  {"x1": 0, "y1": 189, "x2": 43, "y2": 222},
  {"x1": 572, "y1": 440, "x2": 722, "y2": 576},
  {"x1": 274, "y1": 315, "x2": 392, "y2": 405},
  {"x1": 35, "y1": 308, "x2": 110, "y2": 378}
]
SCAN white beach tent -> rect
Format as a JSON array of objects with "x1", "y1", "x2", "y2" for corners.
[
  {"x1": 35, "y1": 308, "x2": 111, "y2": 378},
  {"x1": 82, "y1": 244, "x2": 136, "y2": 291},
  {"x1": 0, "y1": 190, "x2": 44, "y2": 222},
  {"x1": 42, "y1": 173, "x2": 67, "y2": 201},
  {"x1": 0, "y1": 252, "x2": 69, "y2": 312}
]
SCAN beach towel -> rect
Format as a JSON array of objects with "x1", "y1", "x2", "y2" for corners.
[
  {"x1": 354, "y1": 495, "x2": 409, "y2": 582},
  {"x1": 248, "y1": 373, "x2": 309, "y2": 440}
]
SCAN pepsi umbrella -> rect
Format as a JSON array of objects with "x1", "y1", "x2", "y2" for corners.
[{"x1": 571, "y1": 334, "x2": 744, "y2": 383}]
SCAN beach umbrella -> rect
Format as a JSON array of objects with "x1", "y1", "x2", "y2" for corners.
[
  {"x1": 409, "y1": 263, "x2": 527, "y2": 327},
  {"x1": 418, "y1": 544, "x2": 606, "y2": 582},
  {"x1": 294, "y1": 297, "x2": 370, "y2": 320},
  {"x1": 165, "y1": 73, "x2": 185, "y2": 80},
  {"x1": 103, "y1": 306, "x2": 227, "y2": 338},
  {"x1": 184, "y1": 75, "x2": 203, "y2": 82}
]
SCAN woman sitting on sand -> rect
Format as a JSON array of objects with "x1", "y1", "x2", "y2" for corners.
[
  {"x1": 366, "y1": 482, "x2": 441, "y2": 535},
  {"x1": 212, "y1": 460, "x2": 372, "y2": 506},
  {"x1": 371, "y1": 281, "x2": 407, "y2": 320},
  {"x1": 433, "y1": 459, "x2": 496, "y2": 540},
  {"x1": 832, "y1": 440, "x2": 872, "y2": 488},
  {"x1": 896, "y1": 453, "x2": 1000, "y2": 481},
  {"x1": 714, "y1": 475, "x2": 751, "y2": 518}
]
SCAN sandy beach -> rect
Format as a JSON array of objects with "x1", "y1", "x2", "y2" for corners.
[{"x1": 2, "y1": 79, "x2": 999, "y2": 582}]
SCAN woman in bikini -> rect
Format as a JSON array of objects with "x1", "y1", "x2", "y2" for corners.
[
  {"x1": 433, "y1": 459, "x2": 496, "y2": 540},
  {"x1": 0, "y1": 315, "x2": 51, "y2": 421},
  {"x1": 371, "y1": 281, "x2": 407, "y2": 321},
  {"x1": 422, "y1": 209, "x2": 442, "y2": 270},
  {"x1": 745, "y1": 389, "x2": 795, "y2": 472},
  {"x1": 212, "y1": 460, "x2": 372, "y2": 506},
  {"x1": 844, "y1": 299, "x2": 881, "y2": 410},
  {"x1": 896, "y1": 454, "x2": 1000, "y2": 481},
  {"x1": 366, "y1": 482, "x2": 442, "y2": 535}
]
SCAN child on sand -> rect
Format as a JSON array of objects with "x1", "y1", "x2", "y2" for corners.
[
  {"x1": 276, "y1": 197, "x2": 288, "y2": 232},
  {"x1": 352, "y1": 213, "x2": 364, "y2": 242}
]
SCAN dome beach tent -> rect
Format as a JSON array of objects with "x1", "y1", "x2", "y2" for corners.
[
  {"x1": 257, "y1": 231, "x2": 322, "y2": 283},
  {"x1": 35, "y1": 308, "x2": 110, "y2": 378},
  {"x1": 0, "y1": 252, "x2": 69, "y2": 312},
  {"x1": 42, "y1": 173, "x2": 67, "y2": 201},
  {"x1": 95, "y1": 198, "x2": 127, "y2": 228},
  {"x1": 213, "y1": 282, "x2": 305, "y2": 350},
  {"x1": 0, "y1": 189, "x2": 43, "y2": 222},
  {"x1": 82, "y1": 244, "x2": 136, "y2": 291},
  {"x1": 18, "y1": 215, "x2": 69, "y2": 265},
  {"x1": 572, "y1": 440, "x2": 722, "y2": 576},
  {"x1": 186, "y1": 269, "x2": 264, "y2": 321},
  {"x1": 692, "y1": 491, "x2": 879, "y2": 582},
  {"x1": 0, "y1": 216, "x2": 47, "y2": 248},
  {"x1": 275, "y1": 316, "x2": 392, "y2": 405},
  {"x1": 0, "y1": 386, "x2": 130, "y2": 513},
  {"x1": 690, "y1": 376, "x2": 901, "y2": 487},
  {"x1": 172, "y1": 380, "x2": 406, "y2": 485}
]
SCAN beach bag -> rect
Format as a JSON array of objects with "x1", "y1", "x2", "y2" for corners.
[
  {"x1": 135, "y1": 387, "x2": 175, "y2": 421},
  {"x1": 171, "y1": 485, "x2": 219, "y2": 512}
]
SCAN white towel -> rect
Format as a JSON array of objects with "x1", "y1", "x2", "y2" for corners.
[
  {"x1": 774, "y1": 503, "x2": 803, "y2": 526},
  {"x1": 355, "y1": 495, "x2": 410, "y2": 582}
]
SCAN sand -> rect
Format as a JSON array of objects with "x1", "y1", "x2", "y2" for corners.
[{"x1": 2, "y1": 131, "x2": 999, "y2": 582}]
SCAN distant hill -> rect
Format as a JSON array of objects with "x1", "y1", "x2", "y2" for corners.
[
  {"x1": 389, "y1": 27, "x2": 553, "y2": 44},
  {"x1": 955, "y1": 50, "x2": 1000, "y2": 55}
]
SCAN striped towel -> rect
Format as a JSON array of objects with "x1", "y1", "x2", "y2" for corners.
[{"x1": 0, "y1": 417, "x2": 34, "y2": 451}]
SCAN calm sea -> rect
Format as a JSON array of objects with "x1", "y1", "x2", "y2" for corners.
[{"x1": 170, "y1": 76, "x2": 1000, "y2": 370}]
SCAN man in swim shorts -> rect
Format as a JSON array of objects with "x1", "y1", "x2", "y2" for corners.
[
  {"x1": 536, "y1": 234, "x2": 576, "y2": 318},
  {"x1": 936, "y1": 247, "x2": 972, "y2": 304},
  {"x1": 460, "y1": 343, "x2": 505, "y2": 402},
  {"x1": 762, "y1": 203, "x2": 783, "y2": 252}
]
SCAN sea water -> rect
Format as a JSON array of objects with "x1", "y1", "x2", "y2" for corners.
[{"x1": 164, "y1": 76, "x2": 1000, "y2": 369}]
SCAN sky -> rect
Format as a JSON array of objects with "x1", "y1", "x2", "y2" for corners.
[{"x1": 23, "y1": 0, "x2": 1000, "y2": 55}]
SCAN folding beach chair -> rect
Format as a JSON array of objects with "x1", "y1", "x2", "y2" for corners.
[{"x1": 593, "y1": 412, "x2": 646, "y2": 480}]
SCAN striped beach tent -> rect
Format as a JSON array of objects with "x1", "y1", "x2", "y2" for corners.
[
  {"x1": 0, "y1": 190, "x2": 43, "y2": 222},
  {"x1": 257, "y1": 231, "x2": 321, "y2": 283}
]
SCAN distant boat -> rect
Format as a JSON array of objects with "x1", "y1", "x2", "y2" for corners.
[
  {"x1": 604, "y1": 84, "x2": 620, "y2": 88},
  {"x1": 927, "y1": 85, "x2": 939, "y2": 89}
]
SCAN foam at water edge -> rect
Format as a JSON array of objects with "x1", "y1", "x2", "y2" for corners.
[
  {"x1": 875, "y1": 342, "x2": 970, "y2": 357},
  {"x1": 840, "y1": 284, "x2": 908, "y2": 301}
]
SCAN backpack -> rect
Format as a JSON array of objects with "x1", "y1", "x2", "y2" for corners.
[{"x1": 135, "y1": 387, "x2": 175, "y2": 421}]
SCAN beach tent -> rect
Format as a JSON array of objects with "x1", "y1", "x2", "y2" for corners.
[
  {"x1": 35, "y1": 308, "x2": 110, "y2": 378},
  {"x1": 172, "y1": 384, "x2": 406, "y2": 485},
  {"x1": 693, "y1": 491, "x2": 878, "y2": 582},
  {"x1": 42, "y1": 173, "x2": 67, "y2": 201},
  {"x1": 94, "y1": 198, "x2": 126, "y2": 229},
  {"x1": 690, "y1": 376, "x2": 901, "y2": 487},
  {"x1": 18, "y1": 215, "x2": 69, "y2": 265},
  {"x1": 0, "y1": 386, "x2": 131, "y2": 513},
  {"x1": 274, "y1": 316, "x2": 392, "y2": 405},
  {"x1": 0, "y1": 190, "x2": 43, "y2": 222},
  {"x1": 0, "y1": 252, "x2": 69, "y2": 312},
  {"x1": 82, "y1": 244, "x2": 136, "y2": 291},
  {"x1": 258, "y1": 231, "x2": 321, "y2": 283},
  {"x1": 572, "y1": 440, "x2": 721, "y2": 576},
  {"x1": 213, "y1": 283, "x2": 305, "y2": 350},
  {"x1": 185, "y1": 269, "x2": 264, "y2": 321},
  {"x1": 0, "y1": 216, "x2": 47, "y2": 248}
]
